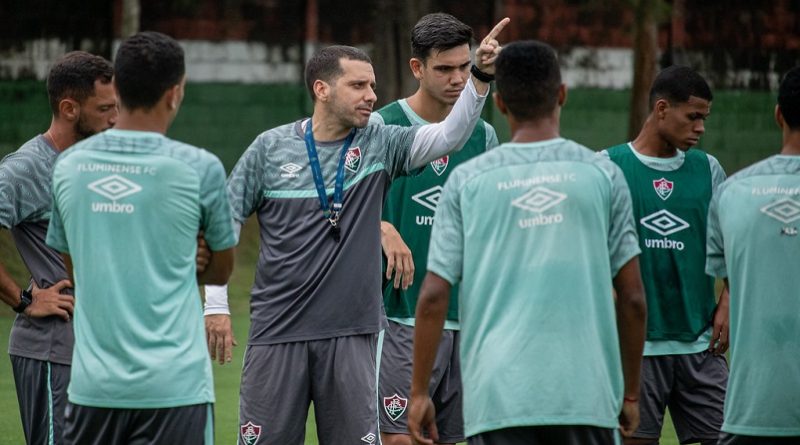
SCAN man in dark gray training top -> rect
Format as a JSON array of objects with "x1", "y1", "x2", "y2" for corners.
[
  {"x1": 0, "y1": 51, "x2": 116, "y2": 445},
  {"x1": 204, "y1": 18, "x2": 509, "y2": 445}
]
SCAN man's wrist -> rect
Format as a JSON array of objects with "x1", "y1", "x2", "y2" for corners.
[
  {"x1": 471, "y1": 64, "x2": 495, "y2": 83},
  {"x1": 13, "y1": 289, "x2": 32, "y2": 314}
]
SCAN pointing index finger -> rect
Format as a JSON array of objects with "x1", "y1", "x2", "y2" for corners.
[{"x1": 483, "y1": 17, "x2": 510, "y2": 44}]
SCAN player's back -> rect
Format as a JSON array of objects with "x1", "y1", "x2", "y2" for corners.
[
  {"x1": 47, "y1": 128, "x2": 232, "y2": 409},
  {"x1": 429, "y1": 137, "x2": 639, "y2": 435},
  {"x1": 707, "y1": 154, "x2": 800, "y2": 435}
]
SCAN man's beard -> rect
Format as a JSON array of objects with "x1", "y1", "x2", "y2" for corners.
[{"x1": 74, "y1": 114, "x2": 99, "y2": 141}]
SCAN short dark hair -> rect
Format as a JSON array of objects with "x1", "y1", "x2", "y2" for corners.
[
  {"x1": 304, "y1": 45, "x2": 372, "y2": 101},
  {"x1": 114, "y1": 31, "x2": 185, "y2": 111},
  {"x1": 46, "y1": 51, "x2": 113, "y2": 115},
  {"x1": 779, "y1": 67, "x2": 800, "y2": 130},
  {"x1": 649, "y1": 66, "x2": 713, "y2": 109},
  {"x1": 495, "y1": 40, "x2": 562, "y2": 121},
  {"x1": 411, "y1": 13, "x2": 474, "y2": 61}
]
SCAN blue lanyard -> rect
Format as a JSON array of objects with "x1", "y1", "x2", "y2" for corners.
[{"x1": 303, "y1": 119, "x2": 356, "y2": 236}]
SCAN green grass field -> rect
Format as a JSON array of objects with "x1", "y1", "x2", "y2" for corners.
[{"x1": 0, "y1": 224, "x2": 683, "y2": 445}]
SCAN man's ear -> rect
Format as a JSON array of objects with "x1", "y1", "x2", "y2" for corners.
[
  {"x1": 493, "y1": 92, "x2": 508, "y2": 116},
  {"x1": 313, "y1": 79, "x2": 331, "y2": 102},
  {"x1": 409, "y1": 58, "x2": 424, "y2": 80},
  {"x1": 558, "y1": 83, "x2": 567, "y2": 107},
  {"x1": 775, "y1": 104, "x2": 785, "y2": 130},
  {"x1": 58, "y1": 98, "x2": 79, "y2": 122},
  {"x1": 655, "y1": 98, "x2": 669, "y2": 119}
]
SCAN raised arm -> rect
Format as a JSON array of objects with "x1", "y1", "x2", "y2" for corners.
[{"x1": 407, "y1": 18, "x2": 510, "y2": 170}]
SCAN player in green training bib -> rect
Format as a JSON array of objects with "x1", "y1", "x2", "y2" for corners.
[
  {"x1": 603, "y1": 66, "x2": 729, "y2": 445},
  {"x1": 371, "y1": 13, "x2": 498, "y2": 445},
  {"x1": 46, "y1": 32, "x2": 236, "y2": 445},
  {"x1": 706, "y1": 67, "x2": 800, "y2": 445},
  {"x1": 410, "y1": 40, "x2": 647, "y2": 445}
]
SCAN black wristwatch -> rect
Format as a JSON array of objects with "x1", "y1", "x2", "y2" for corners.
[
  {"x1": 470, "y1": 64, "x2": 495, "y2": 83},
  {"x1": 13, "y1": 289, "x2": 32, "y2": 314}
]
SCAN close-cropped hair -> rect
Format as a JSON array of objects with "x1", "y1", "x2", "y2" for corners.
[
  {"x1": 495, "y1": 40, "x2": 562, "y2": 121},
  {"x1": 649, "y1": 65, "x2": 713, "y2": 109},
  {"x1": 411, "y1": 13, "x2": 474, "y2": 61},
  {"x1": 779, "y1": 66, "x2": 800, "y2": 130},
  {"x1": 46, "y1": 51, "x2": 113, "y2": 115},
  {"x1": 114, "y1": 31, "x2": 185, "y2": 111},
  {"x1": 304, "y1": 45, "x2": 372, "y2": 101}
]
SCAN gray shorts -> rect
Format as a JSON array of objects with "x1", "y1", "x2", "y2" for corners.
[
  {"x1": 467, "y1": 425, "x2": 619, "y2": 445},
  {"x1": 63, "y1": 402, "x2": 213, "y2": 445},
  {"x1": 378, "y1": 320, "x2": 463, "y2": 443},
  {"x1": 10, "y1": 355, "x2": 70, "y2": 445},
  {"x1": 239, "y1": 334, "x2": 380, "y2": 445},
  {"x1": 633, "y1": 351, "x2": 727, "y2": 444},
  {"x1": 718, "y1": 432, "x2": 800, "y2": 445}
]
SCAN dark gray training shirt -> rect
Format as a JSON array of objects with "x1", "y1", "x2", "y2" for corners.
[{"x1": 0, "y1": 135, "x2": 73, "y2": 365}]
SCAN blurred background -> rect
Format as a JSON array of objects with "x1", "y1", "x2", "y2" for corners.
[{"x1": 0, "y1": 1, "x2": 796, "y2": 443}]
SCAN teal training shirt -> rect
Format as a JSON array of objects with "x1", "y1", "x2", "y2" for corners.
[
  {"x1": 608, "y1": 144, "x2": 717, "y2": 342},
  {"x1": 46, "y1": 129, "x2": 237, "y2": 408},
  {"x1": 428, "y1": 138, "x2": 640, "y2": 437},
  {"x1": 376, "y1": 99, "x2": 498, "y2": 328},
  {"x1": 706, "y1": 154, "x2": 800, "y2": 437}
]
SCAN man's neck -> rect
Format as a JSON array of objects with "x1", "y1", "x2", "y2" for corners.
[
  {"x1": 781, "y1": 131, "x2": 800, "y2": 155},
  {"x1": 310, "y1": 108, "x2": 351, "y2": 142},
  {"x1": 405, "y1": 89, "x2": 451, "y2": 123},
  {"x1": 114, "y1": 111, "x2": 168, "y2": 135},
  {"x1": 44, "y1": 119, "x2": 78, "y2": 152},
  {"x1": 631, "y1": 118, "x2": 679, "y2": 158},
  {"x1": 509, "y1": 115, "x2": 560, "y2": 143}
]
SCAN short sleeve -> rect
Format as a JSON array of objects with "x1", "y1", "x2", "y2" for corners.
[
  {"x1": 605, "y1": 161, "x2": 641, "y2": 277},
  {"x1": 705, "y1": 184, "x2": 728, "y2": 278},
  {"x1": 484, "y1": 122, "x2": 500, "y2": 150},
  {"x1": 45, "y1": 165, "x2": 69, "y2": 253},
  {"x1": 426, "y1": 169, "x2": 465, "y2": 285},
  {"x1": 199, "y1": 156, "x2": 237, "y2": 251},
  {"x1": 227, "y1": 135, "x2": 267, "y2": 225},
  {"x1": 0, "y1": 160, "x2": 21, "y2": 229},
  {"x1": 374, "y1": 124, "x2": 421, "y2": 179},
  {"x1": 707, "y1": 154, "x2": 727, "y2": 191}
]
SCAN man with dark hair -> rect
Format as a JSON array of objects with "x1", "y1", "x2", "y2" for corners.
[
  {"x1": 603, "y1": 66, "x2": 729, "y2": 445},
  {"x1": 409, "y1": 40, "x2": 647, "y2": 445},
  {"x1": 371, "y1": 13, "x2": 498, "y2": 445},
  {"x1": 706, "y1": 67, "x2": 800, "y2": 445},
  {"x1": 203, "y1": 19, "x2": 509, "y2": 445},
  {"x1": 0, "y1": 50, "x2": 115, "y2": 445},
  {"x1": 46, "y1": 31, "x2": 236, "y2": 445}
]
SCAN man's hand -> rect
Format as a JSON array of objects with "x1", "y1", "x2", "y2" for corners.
[
  {"x1": 408, "y1": 394, "x2": 438, "y2": 445},
  {"x1": 708, "y1": 284, "x2": 730, "y2": 355},
  {"x1": 27, "y1": 280, "x2": 74, "y2": 321},
  {"x1": 205, "y1": 314, "x2": 237, "y2": 364},
  {"x1": 619, "y1": 399, "x2": 640, "y2": 437},
  {"x1": 474, "y1": 17, "x2": 510, "y2": 76},
  {"x1": 381, "y1": 221, "x2": 414, "y2": 290},
  {"x1": 197, "y1": 231, "x2": 210, "y2": 275}
]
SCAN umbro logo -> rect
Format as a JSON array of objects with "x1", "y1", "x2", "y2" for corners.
[
  {"x1": 640, "y1": 209, "x2": 689, "y2": 236},
  {"x1": 412, "y1": 186, "x2": 443, "y2": 212},
  {"x1": 280, "y1": 162, "x2": 302, "y2": 178},
  {"x1": 88, "y1": 174, "x2": 142, "y2": 214},
  {"x1": 511, "y1": 187, "x2": 567, "y2": 213},
  {"x1": 361, "y1": 433, "x2": 377, "y2": 444},
  {"x1": 761, "y1": 197, "x2": 800, "y2": 224}
]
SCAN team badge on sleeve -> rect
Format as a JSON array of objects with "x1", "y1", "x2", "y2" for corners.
[
  {"x1": 345, "y1": 146, "x2": 362, "y2": 173},
  {"x1": 240, "y1": 421, "x2": 262, "y2": 445},
  {"x1": 383, "y1": 394, "x2": 408, "y2": 422},
  {"x1": 653, "y1": 177, "x2": 674, "y2": 200},
  {"x1": 431, "y1": 156, "x2": 449, "y2": 176}
]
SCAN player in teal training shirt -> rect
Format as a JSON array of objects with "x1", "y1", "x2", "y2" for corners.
[
  {"x1": 409, "y1": 40, "x2": 647, "y2": 445},
  {"x1": 706, "y1": 67, "x2": 800, "y2": 445},
  {"x1": 46, "y1": 32, "x2": 235, "y2": 445}
]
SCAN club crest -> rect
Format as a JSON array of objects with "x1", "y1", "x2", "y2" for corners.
[
  {"x1": 240, "y1": 421, "x2": 262, "y2": 445},
  {"x1": 430, "y1": 156, "x2": 449, "y2": 176},
  {"x1": 383, "y1": 394, "x2": 408, "y2": 422},
  {"x1": 652, "y1": 177, "x2": 674, "y2": 200},
  {"x1": 345, "y1": 146, "x2": 362, "y2": 173}
]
